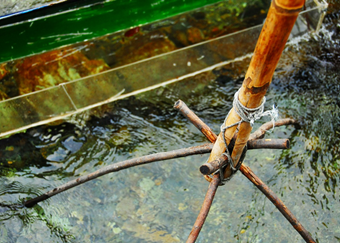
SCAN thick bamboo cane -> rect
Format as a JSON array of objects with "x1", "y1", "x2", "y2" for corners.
[{"x1": 207, "y1": 0, "x2": 305, "y2": 179}]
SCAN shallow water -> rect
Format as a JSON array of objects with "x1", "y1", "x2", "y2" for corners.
[{"x1": 1, "y1": 4, "x2": 340, "y2": 243}]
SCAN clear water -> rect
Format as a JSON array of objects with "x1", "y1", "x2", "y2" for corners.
[{"x1": 0, "y1": 5, "x2": 340, "y2": 243}]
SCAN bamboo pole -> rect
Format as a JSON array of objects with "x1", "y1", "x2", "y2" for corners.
[{"x1": 207, "y1": 0, "x2": 306, "y2": 180}]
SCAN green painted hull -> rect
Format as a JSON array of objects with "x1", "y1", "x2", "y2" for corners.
[{"x1": 0, "y1": 0, "x2": 227, "y2": 63}]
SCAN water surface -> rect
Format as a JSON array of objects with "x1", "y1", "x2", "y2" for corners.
[{"x1": 0, "y1": 3, "x2": 340, "y2": 243}]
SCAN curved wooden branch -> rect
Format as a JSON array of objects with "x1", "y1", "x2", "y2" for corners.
[
  {"x1": 23, "y1": 143, "x2": 213, "y2": 207},
  {"x1": 186, "y1": 174, "x2": 220, "y2": 243}
]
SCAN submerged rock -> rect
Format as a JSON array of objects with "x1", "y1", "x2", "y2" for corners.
[
  {"x1": 14, "y1": 48, "x2": 109, "y2": 95},
  {"x1": 114, "y1": 30, "x2": 177, "y2": 66},
  {"x1": 0, "y1": 133, "x2": 46, "y2": 169}
]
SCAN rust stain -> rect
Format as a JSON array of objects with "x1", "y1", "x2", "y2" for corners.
[
  {"x1": 15, "y1": 48, "x2": 109, "y2": 95},
  {"x1": 245, "y1": 82, "x2": 270, "y2": 95},
  {"x1": 0, "y1": 63, "x2": 8, "y2": 80},
  {"x1": 243, "y1": 76, "x2": 270, "y2": 96}
]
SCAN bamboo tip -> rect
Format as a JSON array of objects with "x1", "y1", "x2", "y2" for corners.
[
  {"x1": 274, "y1": 0, "x2": 305, "y2": 9},
  {"x1": 200, "y1": 164, "x2": 212, "y2": 175},
  {"x1": 285, "y1": 139, "x2": 290, "y2": 149},
  {"x1": 174, "y1": 100, "x2": 182, "y2": 109}
]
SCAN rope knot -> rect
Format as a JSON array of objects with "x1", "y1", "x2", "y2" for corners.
[
  {"x1": 222, "y1": 88, "x2": 278, "y2": 133},
  {"x1": 217, "y1": 88, "x2": 278, "y2": 184}
]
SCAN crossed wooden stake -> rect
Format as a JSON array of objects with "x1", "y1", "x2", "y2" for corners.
[
  {"x1": 174, "y1": 100, "x2": 315, "y2": 243},
  {"x1": 18, "y1": 101, "x2": 315, "y2": 242},
  {"x1": 14, "y1": 0, "x2": 317, "y2": 242}
]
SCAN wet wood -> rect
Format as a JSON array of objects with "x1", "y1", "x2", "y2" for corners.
[
  {"x1": 240, "y1": 164, "x2": 316, "y2": 243},
  {"x1": 186, "y1": 174, "x2": 220, "y2": 243},
  {"x1": 175, "y1": 100, "x2": 294, "y2": 176},
  {"x1": 247, "y1": 138, "x2": 289, "y2": 149},
  {"x1": 174, "y1": 100, "x2": 297, "y2": 146},
  {"x1": 200, "y1": 154, "x2": 228, "y2": 175},
  {"x1": 23, "y1": 143, "x2": 214, "y2": 207},
  {"x1": 23, "y1": 122, "x2": 292, "y2": 208},
  {"x1": 177, "y1": 101, "x2": 315, "y2": 243},
  {"x1": 207, "y1": 0, "x2": 305, "y2": 180}
]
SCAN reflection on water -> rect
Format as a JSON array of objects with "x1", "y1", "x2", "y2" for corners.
[{"x1": 0, "y1": 5, "x2": 340, "y2": 243}]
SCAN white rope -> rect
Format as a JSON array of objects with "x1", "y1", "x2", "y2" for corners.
[{"x1": 217, "y1": 88, "x2": 278, "y2": 184}]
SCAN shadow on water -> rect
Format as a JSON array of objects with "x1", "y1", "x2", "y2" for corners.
[{"x1": 1, "y1": 3, "x2": 340, "y2": 243}]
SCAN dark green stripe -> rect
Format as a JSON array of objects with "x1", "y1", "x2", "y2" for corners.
[{"x1": 0, "y1": 0, "x2": 223, "y2": 63}]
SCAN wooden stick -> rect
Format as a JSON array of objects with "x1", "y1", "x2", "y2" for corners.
[
  {"x1": 240, "y1": 164, "x2": 316, "y2": 243},
  {"x1": 200, "y1": 138, "x2": 288, "y2": 175},
  {"x1": 177, "y1": 101, "x2": 315, "y2": 243},
  {"x1": 186, "y1": 174, "x2": 220, "y2": 243},
  {"x1": 247, "y1": 138, "x2": 289, "y2": 149},
  {"x1": 23, "y1": 143, "x2": 213, "y2": 207},
  {"x1": 174, "y1": 100, "x2": 295, "y2": 176},
  {"x1": 200, "y1": 154, "x2": 228, "y2": 175},
  {"x1": 174, "y1": 99, "x2": 297, "y2": 145}
]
